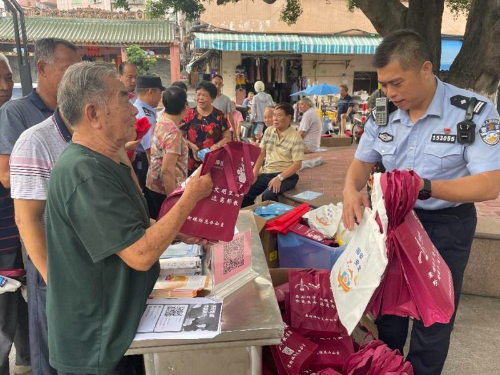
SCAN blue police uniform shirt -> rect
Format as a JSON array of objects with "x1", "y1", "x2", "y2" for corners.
[
  {"x1": 355, "y1": 77, "x2": 500, "y2": 210},
  {"x1": 133, "y1": 99, "x2": 157, "y2": 154}
]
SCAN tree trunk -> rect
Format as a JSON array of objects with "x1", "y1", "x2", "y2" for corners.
[
  {"x1": 353, "y1": 0, "x2": 444, "y2": 74},
  {"x1": 446, "y1": 0, "x2": 500, "y2": 97}
]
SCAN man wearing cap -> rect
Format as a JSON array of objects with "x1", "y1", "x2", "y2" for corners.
[{"x1": 132, "y1": 76, "x2": 165, "y2": 190}]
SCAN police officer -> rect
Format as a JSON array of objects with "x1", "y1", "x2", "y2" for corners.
[
  {"x1": 342, "y1": 29, "x2": 500, "y2": 375},
  {"x1": 132, "y1": 76, "x2": 165, "y2": 190}
]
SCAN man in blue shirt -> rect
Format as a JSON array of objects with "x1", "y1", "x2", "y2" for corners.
[
  {"x1": 336, "y1": 84, "x2": 354, "y2": 136},
  {"x1": 343, "y1": 30, "x2": 500, "y2": 375},
  {"x1": 132, "y1": 76, "x2": 165, "y2": 191}
]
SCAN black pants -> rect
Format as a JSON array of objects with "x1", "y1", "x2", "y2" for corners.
[
  {"x1": 376, "y1": 203, "x2": 477, "y2": 375},
  {"x1": 241, "y1": 173, "x2": 299, "y2": 208},
  {"x1": 57, "y1": 355, "x2": 144, "y2": 375},
  {"x1": 144, "y1": 187, "x2": 166, "y2": 220},
  {"x1": 132, "y1": 152, "x2": 149, "y2": 191}
]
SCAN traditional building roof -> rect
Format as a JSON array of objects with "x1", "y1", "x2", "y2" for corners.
[{"x1": 0, "y1": 17, "x2": 175, "y2": 46}]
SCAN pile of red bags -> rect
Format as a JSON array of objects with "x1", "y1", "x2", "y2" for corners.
[
  {"x1": 265, "y1": 269, "x2": 414, "y2": 375},
  {"x1": 367, "y1": 170, "x2": 455, "y2": 327},
  {"x1": 343, "y1": 340, "x2": 413, "y2": 375}
]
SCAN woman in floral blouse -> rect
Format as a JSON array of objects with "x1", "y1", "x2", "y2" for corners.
[
  {"x1": 181, "y1": 81, "x2": 231, "y2": 175},
  {"x1": 145, "y1": 86, "x2": 189, "y2": 219}
]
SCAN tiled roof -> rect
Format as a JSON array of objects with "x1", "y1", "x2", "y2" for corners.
[{"x1": 0, "y1": 17, "x2": 175, "y2": 46}]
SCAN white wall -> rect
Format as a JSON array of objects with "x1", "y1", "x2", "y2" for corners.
[
  {"x1": 302, "y1": 54, "x2": 375, "y2": 91},
  {"x1": 220, "y1": 51, "x2": 241, "y2": 102}
]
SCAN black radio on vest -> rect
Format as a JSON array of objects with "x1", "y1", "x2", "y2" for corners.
[{"x1": 457, "y1": 97, "x2": 477, "y2": 144}]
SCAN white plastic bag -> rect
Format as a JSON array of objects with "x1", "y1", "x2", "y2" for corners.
[
  {"x1": 0, "y1": 275, "x2": 21, "y2": 294},
  {"x1": 330, "y1": 173, "x2": 388, "y2": 334},
  {"x1": 303, "y1": 203, "x2": 343, "y2": 238}
]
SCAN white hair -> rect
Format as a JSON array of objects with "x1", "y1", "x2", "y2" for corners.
[
  {"x1": 300, "y1": 97, "x2": 314, "y2": 108},
  {"x1": 254, "y1": 81, "x2": 265, "y2": 93},
  {"x1": 0, "y1": 54, "x2": 12, "y2": 73},
  {"x1": 58, "y1": 61, "x2": 117, "y2": 126}
]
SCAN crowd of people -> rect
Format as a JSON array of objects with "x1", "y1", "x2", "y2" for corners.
[
  {"x1": 1, "y1": 28, "x2": 497, "y2": 375},
  {"x1": 0, "y1": 37, "x2": 313, "y2": 375}
]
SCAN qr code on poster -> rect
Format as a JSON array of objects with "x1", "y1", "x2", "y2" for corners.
[
  {"x1": 164, "y1": 305, "x2": 187, "y2": 318},
  {"x1": 223, "y1": 235, "x2": 244, "y2": 275}
]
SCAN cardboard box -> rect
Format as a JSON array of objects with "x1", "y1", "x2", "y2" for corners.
[{"x1": 242, "y1": 201, "x2": 291, "y2": 269}]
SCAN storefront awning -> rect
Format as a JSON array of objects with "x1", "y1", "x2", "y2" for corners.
[
  {"x1": 299, "y1": 35, "x2": 382, "y2": 54},
  {"x1": 440, "y1": 39, "x2": 462, "y2": 71},
  {"x1": 194, "y1": 32, "x2": 301, "y2": 53},
  {"x1": 193, "y1": 32, "x2": 382, "y2": 55}
]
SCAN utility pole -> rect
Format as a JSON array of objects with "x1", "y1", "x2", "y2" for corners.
[{"x1": 3, "y1": 0, "x2": 32, "y2": 96}]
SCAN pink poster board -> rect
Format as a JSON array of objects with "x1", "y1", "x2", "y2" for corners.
[{"x1": 212, "y1": 230, "x2": 252, "y2": 286}]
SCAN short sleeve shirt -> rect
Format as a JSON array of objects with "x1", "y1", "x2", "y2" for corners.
[
  {"x1": 146, "y1": 113, "x2": 188, "y2": 195},
  {"x1": 180, "y1": 107, "x2": 229, "y2": 172},
  {"x1": 261, "y1": 126, "x2": 304, "y2": 174},
  {"x1": 213, "y1": 94, "x2": 232, "y2": 114},
  {"x1": 299, "y1": 107, "x2": 322, "y2": 152},
  {"x1": 133, "y1": 99, "x2": 157, "y2": 153},
  {"x1": 10, "y1": 110, "x2": 71, "y2": 209},
  {"x1": 0, "y1": 90, "x2": 52, "y2": 254},
  {"x1": 355, "y1": 78, "x2": 500, "y2": 210},
  {"x1": 337, "y1": 94, "x2": 354, "y2": 116},
  {"x1": 45, "y1": 143, "x2": 159, "y2": 374}
]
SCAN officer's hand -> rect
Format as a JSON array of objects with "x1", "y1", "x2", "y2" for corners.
[
  {"x1": 342, "y1": 188, "x2": 370, "y2": 231},
  {"x1": 185, "y1": 172, "x2": 213, "y2": 202}
]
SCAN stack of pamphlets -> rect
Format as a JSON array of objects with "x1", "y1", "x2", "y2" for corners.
[{"x1": 151, "y1": 243, "x2": 209, "y2": 299}]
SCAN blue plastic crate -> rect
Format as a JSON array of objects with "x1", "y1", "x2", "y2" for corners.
[{"x1": 277, "y1": 232, "x2": 346, "y2": 270}]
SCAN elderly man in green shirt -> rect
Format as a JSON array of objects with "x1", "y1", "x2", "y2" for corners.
[{"x1": 45, "y1": 62, "x2": 212, "y2": 375}]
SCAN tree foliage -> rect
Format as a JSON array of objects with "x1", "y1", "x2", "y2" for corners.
[
  {"x1": 113, "y1": 0, "x2": 130, "y2": 11},
  {"x1": 125, "y1": 45, "x2": 157, "y2": 75}
]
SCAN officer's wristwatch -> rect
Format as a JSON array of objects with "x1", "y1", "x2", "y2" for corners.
[
  {"x1": 277, "y1": 174, "x2": 284, "y2": 182},
  {"x1": 418, "y1": 178, "x2": 432, "y2": 200}
]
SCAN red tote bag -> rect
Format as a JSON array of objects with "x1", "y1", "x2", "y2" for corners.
[
  {"x1": 394, "y1": 210, "x2": 455, "y2": 326},
  {"x1": 158, "y1": 141, "x2": 261, "y2": 242}
]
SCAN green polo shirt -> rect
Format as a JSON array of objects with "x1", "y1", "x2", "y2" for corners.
[{"x1": 45, "y1": 143, "x2": 159, "y2": 374}]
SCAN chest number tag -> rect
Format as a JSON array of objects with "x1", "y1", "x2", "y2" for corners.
[{"x1": 431, "y1": 134, "x2": 456, "y2": 143}]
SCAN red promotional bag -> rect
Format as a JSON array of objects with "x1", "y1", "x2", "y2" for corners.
[
  {"x1": 309, "y1": 334, "x2": 354, "y2": 372},
  {"x1": 126, "y1": 117, "x2": 152, "y2": 160},
  {"x1": 394, "y1": 210, "x2": 455, "y2": 326},
  {"x1": 289, "y1": 269, "x2": 342, "y2": 336},
  {"x1": 265, "y1": 204, "x2": 311, "y2": 234},
  {"x1": 157, "y1": 141, "x2": 261, "y2": 241},
  {"x1": 368, "y1": 170, "x2": 454, "y2": 326},
  {"x1": 270, "y1": 323, "x2": 319, "y2": 375}
]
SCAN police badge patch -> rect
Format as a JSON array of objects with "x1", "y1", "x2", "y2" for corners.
[
  {"x1": 479, "y1": 118, "x2": 500, "y2": 146},
  {"x1": 378, "y1": 132, "x2": 394, "y2": 142}
]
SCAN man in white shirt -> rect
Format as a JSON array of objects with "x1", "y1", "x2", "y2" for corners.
[{"x1": 298, "y1": 97, "x2": 322, "y2": 153}]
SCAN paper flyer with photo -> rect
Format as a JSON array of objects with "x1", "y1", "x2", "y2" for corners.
[{"x1": 134, "y1": 298, "x2": 223, "y2": 341}]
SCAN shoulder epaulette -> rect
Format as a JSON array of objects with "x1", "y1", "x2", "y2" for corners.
[{"x1": 450, "y1": 95, "x2": 487, "y2": 115}]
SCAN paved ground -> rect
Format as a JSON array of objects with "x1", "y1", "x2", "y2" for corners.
[{"x1": 299, "y1": 144, "x2": 500, "y2": 220}]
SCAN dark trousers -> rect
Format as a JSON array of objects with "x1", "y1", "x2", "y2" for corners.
[
  {"x1": 27, "y1": 257, "x2": 57, "y2": 375},
  {"x1": 144, "y1": 187, "x2": 166, "y2": 220},
  {"x1": 242, "y1": 173, "x2": 299, "y2": 208},
  {"x1": 376, "y1": 203, "x2": 477, "y2": 375},
  {"x1": 132, "y1": 152, "x2": 149, "y2": 191},
  {"x1": 57, "y1": 355, "x2": 145, "y2": 375},
  {"x1": 0, "y1": 250, "x2": 30, "y2": 375}
]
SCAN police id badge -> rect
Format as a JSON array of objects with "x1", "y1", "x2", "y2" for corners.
[
  {"x1": 479, "y1": 118, "x2": 500, "y2": 146},
  {"x1": 431, "y1": 134, "x2": 456, "y2": 143}
]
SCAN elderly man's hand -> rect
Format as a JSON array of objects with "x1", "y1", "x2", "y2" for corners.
[
  {"x1": 176, "y1": 232, "x2": 209, "y2": 246},
  {"x1": 125, "y1": 139, "x2": 141, "y2": 151},
  {"x1": 185, "y1": 172, "x2": 213, "y2": 202}
]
